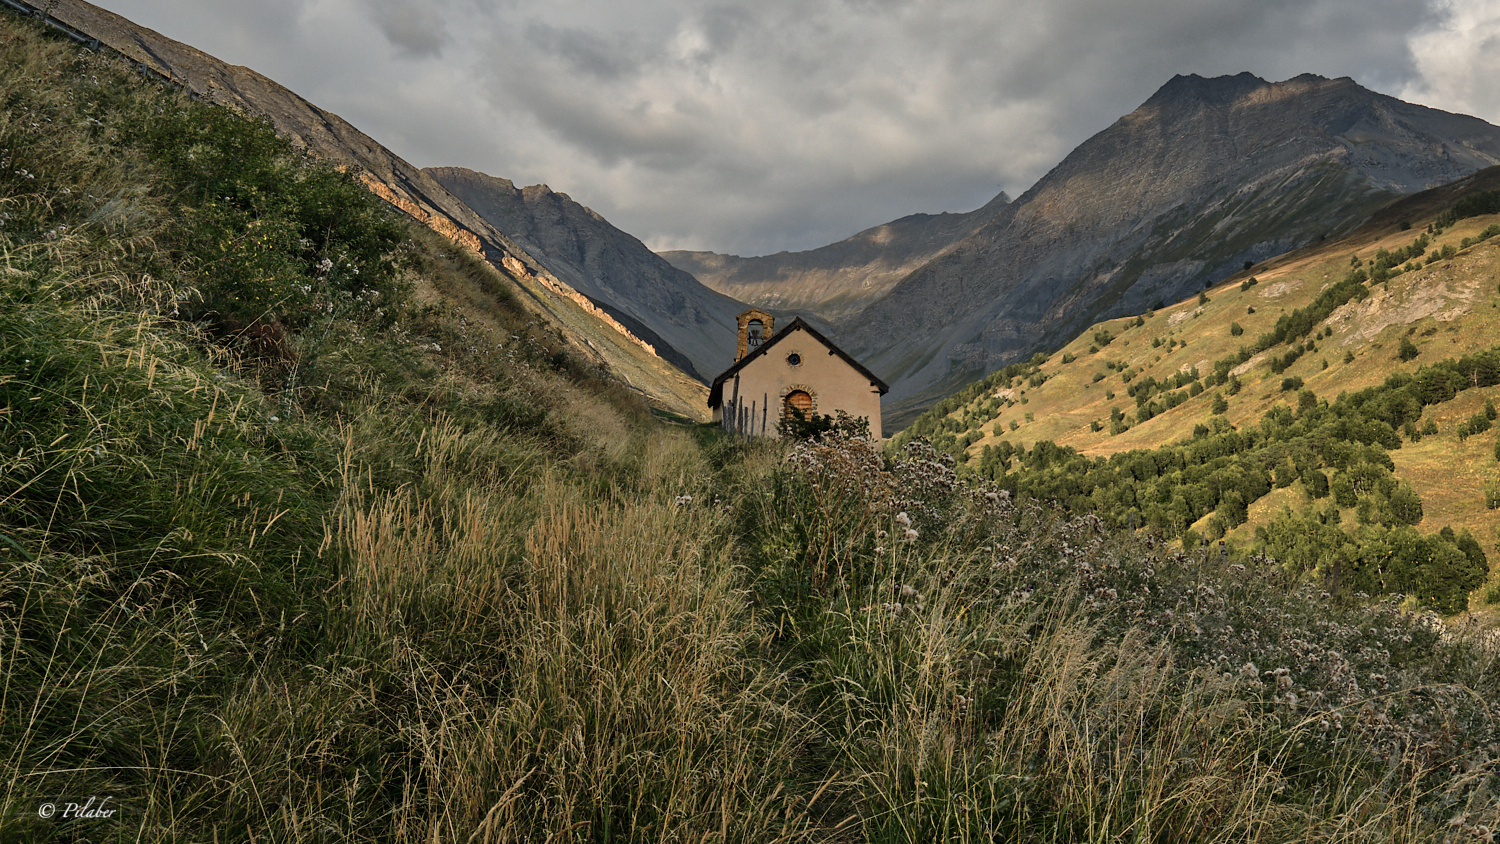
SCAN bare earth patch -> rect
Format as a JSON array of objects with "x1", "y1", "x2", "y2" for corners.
[
  {"x1": 1328, "y1": 252, "x2": 1491, "y2": 343},
  {"x1": 1258, "y1": 279, "x2": 1304, "y2": 298}
]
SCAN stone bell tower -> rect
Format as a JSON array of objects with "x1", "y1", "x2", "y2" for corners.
[{"x1": 735, "y1": 309, "x2": 775, "y2": 361}]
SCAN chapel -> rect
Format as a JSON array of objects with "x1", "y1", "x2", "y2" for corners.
[{"x1": 708, "y1": 309, "x2": 888, "y2": 439}]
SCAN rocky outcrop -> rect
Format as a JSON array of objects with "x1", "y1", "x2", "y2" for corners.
[
  {"x1": 357, "y1": 175, "x2": 484, "y2": 256},
  {"x1": 428, "y1": 167, "x2": 746, "y2": 380},
  {"x1": 496, "y1": 253, "x2": 658, "y2": 360},
  {"x1": 840, "y1": 73, "x2": 1500, "y2": 422}
]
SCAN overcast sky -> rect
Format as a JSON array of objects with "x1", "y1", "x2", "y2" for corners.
[{"x1": 95, "y1": 0, "x2": 1500, "y2": 256}]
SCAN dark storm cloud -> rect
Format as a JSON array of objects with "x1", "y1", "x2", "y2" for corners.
[{"x1": 94, "y1": 0, "x2": 1494, "y2": 255}]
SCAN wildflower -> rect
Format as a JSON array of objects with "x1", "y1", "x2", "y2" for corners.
[
  {"x1": 674, "y1": 494, "x2": 693, "y2": 507},
  {"x1": 902, "y1": 527, "x2": 919, "y2": 544}
]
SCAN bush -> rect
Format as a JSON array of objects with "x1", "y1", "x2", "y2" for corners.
[
  {"x1": 1398, "y1": 337, "x2": 1419, "y2": 362},
  {"x1": 125, "y1": 94, "x2": 408, "y2": 334},
  {"x1": 1486, "y1": 478, "x2": 1500, "y2": 510}
]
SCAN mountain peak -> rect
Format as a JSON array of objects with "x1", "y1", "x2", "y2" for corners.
[
  {"x1": 1146, "y1": 72, "x2": 1267, "y2": 107},
  {"x1": 1144, "y1": 73, "x2": 1373, "y2": 114}
]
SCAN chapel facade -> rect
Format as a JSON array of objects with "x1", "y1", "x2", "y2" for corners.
[{"x1": 708, "y1": 309, "x2": 888, "y2": 439}]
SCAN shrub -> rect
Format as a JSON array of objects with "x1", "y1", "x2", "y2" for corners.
[
  {"x1": 1398, "y1": 338, "x2": 1419, "y2": 362},
  {"x1": 125, "y1": 93, "x2": 408, "y2": 333}
]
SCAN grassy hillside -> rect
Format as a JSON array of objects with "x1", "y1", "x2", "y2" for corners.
[
  {"x1": 899, "y1": 174, "x2": 1500, "y2": 614},
  {"x1": 6, "y1": 12, "x2": 1500, "y2": 842}
]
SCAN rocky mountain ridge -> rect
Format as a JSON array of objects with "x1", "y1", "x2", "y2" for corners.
[
  {"x1": 839, "y1": 72, "x2": 1500, "y2": 424},
  {"x1": 427, "y1": 167, "x2": 745, "y2": 380},
  {"x1": 660, "y1": 191, "x2": 1011, "y2": 323}
]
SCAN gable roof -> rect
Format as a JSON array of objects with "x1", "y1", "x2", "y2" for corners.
[{"x1": 708, "y1": 317, "x2": 889, "y2": 408}]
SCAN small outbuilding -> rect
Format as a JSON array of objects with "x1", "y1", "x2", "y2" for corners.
[{"x1": 708, "y1": 309, "x2": 888, "y2": 439}]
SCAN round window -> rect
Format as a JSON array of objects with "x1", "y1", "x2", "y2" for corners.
[{"x1": 786, "y1": 353, "x2": 802, "y2": 366}]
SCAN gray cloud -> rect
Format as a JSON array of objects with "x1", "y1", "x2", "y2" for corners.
[
  {"x1": 361, "y1": 0, "x2": 451, "y2": 58},
  {"x1": 96, "y1": 0, "x2": 1494, "y2": 256}
]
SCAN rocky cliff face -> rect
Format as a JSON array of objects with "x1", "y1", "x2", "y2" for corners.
[
  {"x1": 839, "y1": 73, "x2": 1500, "y2": 422},
  {"x1": 427, "y1": 167, "x2": 746, "y2": 380},
  {"x1": 660, "y1": 192, "x2": 1009, "y2": 323}
]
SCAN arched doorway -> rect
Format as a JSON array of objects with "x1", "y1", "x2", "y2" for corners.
[{"x1": 783, "y1": 389, "x2": 813, "y2": 420}]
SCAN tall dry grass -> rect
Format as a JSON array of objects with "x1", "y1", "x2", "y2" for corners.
[{"x1": 300, "y1": 422, "x2": 829, "y2": 842}]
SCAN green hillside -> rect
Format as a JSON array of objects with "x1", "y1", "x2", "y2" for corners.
[
  {"x1": 7, "y1": 11, "x2": 1500, "y2": 841},
  {"x1": 899, "y1": 172, "x2": 1500, "y2": 614}
]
